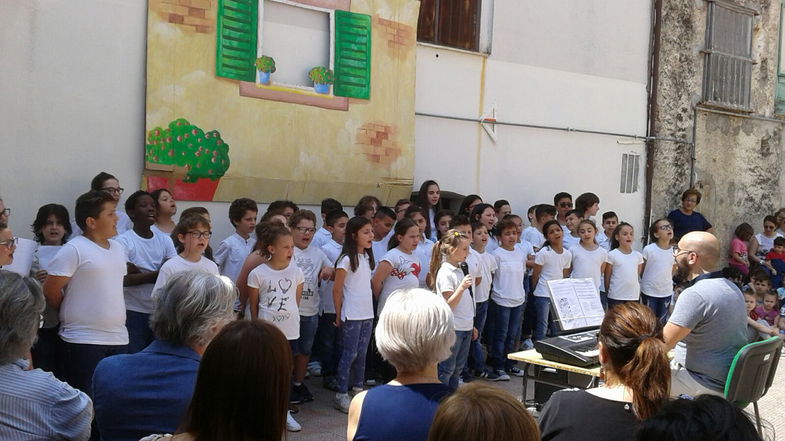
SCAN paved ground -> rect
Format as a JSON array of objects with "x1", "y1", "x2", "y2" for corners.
[{"x1": 288, "y1": 358, "x2": 785, "y2": 441}]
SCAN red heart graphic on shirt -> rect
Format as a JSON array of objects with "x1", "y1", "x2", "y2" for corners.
[{"x1": 410, "y1": 262, "x2": 421, "y2": 278}]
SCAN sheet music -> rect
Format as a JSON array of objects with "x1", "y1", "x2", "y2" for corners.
[
  {"x1": 2, "y1": 238, "x2": 36, "y2": 276},
  {"x1": 547, "y1": 278, "x2": 604, "y2": 331}
]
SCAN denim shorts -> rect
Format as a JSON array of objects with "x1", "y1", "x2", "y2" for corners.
[{"x1": 292, "y1": 314, "x2": 320, "y2": 356}]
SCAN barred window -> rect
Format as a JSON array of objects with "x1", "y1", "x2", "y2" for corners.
[
  {"x1": 702, "y1": 1, "x2": 755, "y2": 111},
  {"x1": 620, "y1": 153, "x2": 640, "y2": 194}
]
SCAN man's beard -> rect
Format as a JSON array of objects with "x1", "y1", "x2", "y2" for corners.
[{"x1": 675, "y1": 259, "x2": 691, "y2": 281}]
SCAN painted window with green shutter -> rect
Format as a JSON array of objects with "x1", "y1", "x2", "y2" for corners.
[
  {"x1": 216, "y1": 0, "x2": 258, "y2": 81},
  {"x1": 334, "y1": 10, "x2": 372, "y2": 99}
]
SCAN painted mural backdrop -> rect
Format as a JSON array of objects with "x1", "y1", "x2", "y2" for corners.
[{"x1": 144, "y1": 0, "x2": 419, "y2": 203}]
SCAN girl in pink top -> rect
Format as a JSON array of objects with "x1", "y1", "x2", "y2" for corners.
[{"x1": 729, "y1": 223, "x2": 753, "y2": 276}]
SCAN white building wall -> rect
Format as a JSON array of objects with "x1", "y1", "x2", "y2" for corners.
[{"x1": 414, "y1": 0, "x2": 652, "y2": 241}]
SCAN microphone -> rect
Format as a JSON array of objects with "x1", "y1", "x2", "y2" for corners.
[{"x1": 459, "y1": 262, "x2": 474, "y2": 299}]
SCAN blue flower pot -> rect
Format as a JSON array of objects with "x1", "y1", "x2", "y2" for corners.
[
  {"x1": 314, "y1": 83, "x2": 330, "y2": 94},
  {"x1": 258, "y1": 71, "x2": 271, "y2": 85}
]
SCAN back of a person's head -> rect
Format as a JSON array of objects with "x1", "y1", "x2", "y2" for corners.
[
  {"x1": 636, "y1": 395, "x2": 765, "y2": 441},
  {"x1": 428, "y1": 383, "x2": 539, "y2": 441},
  {"x1": 180, "y1": 320, "x2": 292, "y2": 441},
  {"x1": 0, "y1": 271, "x2": 45, "y2": 364},
  {"x1": 600, "y1": 302, "x2": 670, "y2": 420}
]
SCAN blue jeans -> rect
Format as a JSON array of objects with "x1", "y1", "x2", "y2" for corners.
[
  {"x1": 294, "y1": 314, "x2": 320, "y2": 356},
  {"x1": 336, "y1": 319, "x2": 373, "y2": 393},
  {"x1": 313, "y1": 313, "x2": 340, "y2": 376},
  {"x1": 469, "y1": 300, "x2": 489, "y2": 371},
  {"x1": 61, "y1": 341, "x2": 128, "y2": 397},
  {"x1": 641, "y1": 294, "x2": 672, "y2": 324},
  {"x1": 533, "y1": 296, "x2": 552, "y2": 341},
  {"x1": 599, "y1": 291, "x2": 609, "y2": 311},
  {"x1": 439, "y1": 330, "x2": 472, "y2": 389},
  {"x1": 126, "y1": 311, "x2": 154, "y2": 354},
  {"x1": 490, "y1": 301, "x2": 524, "y2": 371}
]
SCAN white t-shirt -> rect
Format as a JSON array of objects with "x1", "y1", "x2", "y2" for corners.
[
  {"x1": 640, "y1": 243, "x2": 675, "y2": 298},
  {"x1": 474, "y1": 248, "x2": 498, "y2": 303},
  {"x1": 312, "y1": 227, "x2": 332, "y2": 249},
  {"x1": 486, "y1": 235, "x2": 500, "y2": 253},
  {"x1": 214, "y1": 232, "x2": 256, "y2": 284},
  {"x1": 115, "y1": 229, "x2": 177, "y2": 313},
  {"x1": 570, "y1": 243, "x2": 608, "y2": 292},
  {"x1": 436, "y1": 262, "x2": 474, "y2": 331},
  {"x1": 754, "y1": 232, "x2": 783, "y2": 258},
  {"x1": 337, "y1": 253, "x2": 374, "y2": 321},
  {"x1": 491, "y1": 247, "x2": 527, "y2": 307},
  {"x1": 47, "y1": 236, "x2": 128, "y2": 345},
  {"x1": 320, "y1": 239, "x2": 343, "y2": 314},
  {"x1": 371, "y1": 236, "x2": 391, "y2": 267},
  {"x1": 515, "y1": 240, "x2": 535, "y2": 276},
  {"x1": 522, "y1": 226, "x2": 545, "y2": 250},
  {"x1": 414, "y1": 238, "x2": 435, "y2": 288},
  {"x1": 533, "y1": 246, "x2": 572, "y2": 298},
  {"x1": 247, "y1": 263, "x2": 304, "y2": 340},
  {"x1": 152, "y1": 255, "x2": 220, "y2": 298},
  {"x1": 562, "y1": 233, "x2": 581, "y2": 250},
  {"x1": 606, "y1": 249, "x2": 644, "y2": 301},
  {"x1": 597, "y1": 231, "x2": 611, "y2": 251},
  {"x1": 377, "y1": 248, "x2": 420, "y2": 314},
  {"x1": 69, "y1": 209, "x2": 132, "y2": 239},
  {"x1": 293, "y1": 245, "x2": 330, "y2": 317}
]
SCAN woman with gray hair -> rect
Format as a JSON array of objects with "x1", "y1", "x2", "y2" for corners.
[
  {"x1": 347, "y1": 288, "x2": 455, "y2": 441},
  {"x1": 93, "y1": 270, "x2": 236, "y2": 441},
  {"x1": 0, "y1": 270, "x2": 92, "y2": 440}
]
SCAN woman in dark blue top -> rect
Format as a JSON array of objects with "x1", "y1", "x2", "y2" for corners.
[
  {"x1": 667, "y1": 189, "x2": 714, "y2": 241},
  {"x1": 348, "y1": 288, "x2": 455, "y2": 441}
]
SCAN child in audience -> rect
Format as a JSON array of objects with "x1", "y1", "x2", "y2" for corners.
[
  {"x1": 754, "y1": 291, "x2": 780, "y2": 328},
  {"x1": 570, "y1": 219, "x2": 607, "y2": 306},
  {"x1": 597, "y1": 211, "x2": 618, "y2": 251},
  {"x1": 333, "y1": 217, "x2": 375, "y2": 413},
  {"x1": 150, "y1": 188, "x2": 177, "y2": 234},
  {"x1": 604, "y1": 222, "x2": 644, "y2": 308},
  {"x1": 745, "y1": 292, "x2": 779, "y2": 341},
  {"x1": 153, "y1": 214, "x2": 219, "y2": 298},
  {"x1": 762, "y1": 236, "x2": 785, "y2": 288},
  {"x1": 246, "y1": 221, "x2": 304, "y2": 430},
  {"x1": 405, "y1": 205, "x2": 435, "y2": 288},
  {"x1": 562, "y1": 210, "x2": 582, "y2": 250},
  {"x1": 487, "y1": 218, "x2": 527, "y2": 381},
  {"x1": 468, "y1": 222, "x2": 497, "y2": 376},
  {"x1": 214, "y1": 198, "x2": 257, "y2": 284},
  {"x1": 116, "y1": 191, "x2": 178, "y2": 353},
  {"x1": 470, "y1": 204, "x2": 499, "y2": 252},
  {"x1": 70, "y1": 172, "x2": 132, "y2": 238},
  {"x1": 434, "y1": 209, "x2": 454, "y2": 241},
  {"x1": 531, "y1": 220, "x2": 572, "y2": 341},
  {"x1": 728, "y1": 222, "x2": 753, "y2": 277},
  {"x1": 431, "y1": 230, "x2": 474, "y2": 389},
  {"x1": 288, "y1": 210, "x2": 332, "y2": 404},
  {"x1": 313, "y1": 198, "x2": 343, "y2": 249},
  {"x1": 43, "y1": 190, "x2": 129, "y2": 396},
  {"x1": 370, "y1": 207, "x2": 396, "y2": 265},
  {"x1": 640, "y1": 218, "x2": 676, "y2": 323},
  {"x1": 748, "y1": 268, "x2": 772, "y2": 305}
]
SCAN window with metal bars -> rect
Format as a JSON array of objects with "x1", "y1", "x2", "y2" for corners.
[
  {"x1": 620, "y1": 153, "x2": 640, "y2": 194},
  {"x1": 701, "y1": 1, "x2": 755, "y2": 112},
  {"x1": 417, "y1": 0, "x2": 481, "y2": 52}
]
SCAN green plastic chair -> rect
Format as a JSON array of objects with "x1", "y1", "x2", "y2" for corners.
[{"x1": 723, "y1": 336, "x2": 783, "y2": 436}]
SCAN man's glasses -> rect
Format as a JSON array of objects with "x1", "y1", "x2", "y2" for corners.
[
  {"x1": 295, "y1": 227, "x2": 316, "y2": 234},
  {"x1": 0, "y1": 208, "x2": 10, "y2": 217},
  {"x1": 0, "y1": 237, "x2": 18, "y2": 248},
  {"x1": 672, "y1": 245, "x2": 693, "y2": 257},
  {"x1": 186, "y1": 231, "x2": 212, "y2": 239},
  {"x1": 101, "y1": 187, "x2": 124, "y2": 195}
]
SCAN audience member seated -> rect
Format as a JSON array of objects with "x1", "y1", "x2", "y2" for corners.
[
  {"x1": 347, "y1": 288, "x2": 455, "y2": 441},
  {"x1": 141, "y1": 320, "x2": 293, "y2": 441},
  {"x1": 539, "y1": 302, "x2": 670, "y2": 441},
  {"x1": 93, "y1": 271, "x2": 236, "y2": 441},
  {"x1": 427, "y1": 383, "x2": 540, "y2": 441},
  {"x1": 0, "y1": 270, "x2": 92, "y2": 440},
  {"x1": 636, "y1": 395, "x2": 765, "y2": 441}
]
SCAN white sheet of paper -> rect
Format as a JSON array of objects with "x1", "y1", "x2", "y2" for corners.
[
  {"x1": 547, "y1": 278, "x2": 604, "y2": 331},
  {"x1": 3, "y1": 238, "x2": 36, "y2": 276}
]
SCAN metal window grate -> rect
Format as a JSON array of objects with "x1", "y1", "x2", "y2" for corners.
[
  {"x1": 620, "y1": 153, "x2": 640, "y2": 194},
  {"x1": 702, "y1": 1, "x2": 755, "y2": 111}
]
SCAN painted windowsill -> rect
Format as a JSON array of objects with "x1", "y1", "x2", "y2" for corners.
[
  {"x1": 239, "y1": 81, "x2": 349, "y2": 111},
  {"x1": 417, "y1": 41, "x2": 490, "y2": 58}
]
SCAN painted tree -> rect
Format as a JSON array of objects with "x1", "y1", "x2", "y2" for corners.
[{"x1": 146, "y1": 118, "x2": 230, "y2": 183}]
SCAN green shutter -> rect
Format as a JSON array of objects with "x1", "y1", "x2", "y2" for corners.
[
  {"x1": 334, "y1": 10, "x2": 372, "y2": 99},
  {"x1": 216, "y1": 0, "x2": 258, "y2": 81}
]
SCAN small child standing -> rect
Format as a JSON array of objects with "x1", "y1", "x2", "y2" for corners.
[
  {"x1": 333, "y1": 217, "x2": 376, "y2": 414},
  {"x1": 214, "y1": 198, "x2": 257, "y2": 284},
  {"x1": 431, "y1": 230, "x2": 474, "y2": 389},
  {"x1": 604, "y1": 223, "x2": 644, "y2": 308},
  {"x1": 152, "y1": 214, "x2": 219, "y2": 298},
  {"x1": 640, "y1": 219, "x2": 676, "y2": 323},
  {"x1": 569, "y1": 219, "x2": 607, "y2": 304},
  {"x1": 532, "y1": 220, "x2": 572, "y2": 341},
  {"x1": 116, "y1": 191, "x2": 177, "y2": 353},
  {"x1": 729, "y1": 223, "x2": 753, "y2": 277}
]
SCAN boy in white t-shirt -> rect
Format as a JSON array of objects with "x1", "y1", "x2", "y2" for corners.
[
  {"x1": 214, "y1": 198, "x2": 257, "y2": 284},
  {"x1": 44, "y1": 190, "x2": 129, "y2": 397},
  {"x1": 563, "y1": 210, "x2": 582, "y2": 250},
  {"x1": 289, "y1": 210, "x2": 333, "y2": 403},
  {"x1": 597, "y1": 211, "x2": 618, "y2": 251},
  {"x1": 313, "y1": 198, "x2": 343, "y2": 249},
  {"x1": 152, "y1": 214, "x2": 219, "y2": 298},
  {"x1": 115, "y1": 191, "x2": 177, "y2": 353},
  {"x1": 523, "y1": 204, "x2": 556, "y2": 251},
  {"x1": 370, "y1": 207, "x2": 395, "y2": 266}
]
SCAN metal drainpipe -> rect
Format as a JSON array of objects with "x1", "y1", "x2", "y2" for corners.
[
  {"x1": 644, "y1": 0, "x2": 663, "y2": 245},
  {"x1": 690, "y1": 106, "x2": 698, "y2": 188}
]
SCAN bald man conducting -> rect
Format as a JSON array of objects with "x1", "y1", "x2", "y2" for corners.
[{"x1": 663, "y1": 232, "x2": 747, "y2": 397}]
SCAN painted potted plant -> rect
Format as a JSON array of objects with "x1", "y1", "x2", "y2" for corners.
[
  {"x1": 145, "y1": 118, "x2": 231, "y2": 200},
  {"x1": 308, "y1": 66, "x2": 334, "y2": 94},
  {"x1": 255, "y1": 55, "x2": 276, "y2": 85}
]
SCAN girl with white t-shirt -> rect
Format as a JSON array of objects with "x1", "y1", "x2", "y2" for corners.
[
  {"x1": 431, "y1": 229, "x2": 474, "y2": 390},
  {"x1": 332, "y1": 216, "x2": 376, "y2": 413},
  {"x1": 532, "y1": 220, "x2": 572, "y2": 341},
  {"x1": 470, "y1": 204, "x2": 499, "y2": 252},
  {"x1": 604, "y1": 222, "x2": 644, "y2": 308},
  {"x1": 570, "y1": 219, "x2": 608, "y2": 299},
  {"x1": 405, "y1": 206, "x2": 435, "y2": 288},
  {"x1": 371, "y1": 218, "x2": 421, "y2": 315},
  {"x1": 640, "y1": 218, "x2": 676, "y2": 323}
]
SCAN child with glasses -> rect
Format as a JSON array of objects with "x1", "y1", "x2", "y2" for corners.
[
  {"x1": 70, "y1": 172, "x2": 132, "y2": 239},
  {"x1": 0, "y1": 223, "x2": 16, "y2": 267},
  {"x1": 152, "y1": 214, "x2": 219, "y2": 298},
  {"x1": 641, "y1": 219, "x2": 676, "y2": 323},
  {"x1": 553, "y1": 192, "x2": 573, "y2": 234},
  {"x1": 214, "y1": 198, "x2": 258, "y2": 285}
]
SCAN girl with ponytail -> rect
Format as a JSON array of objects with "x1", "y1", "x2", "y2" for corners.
[{"x1": 539, "y1": 302, "x2": 670, "y2": 441}]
